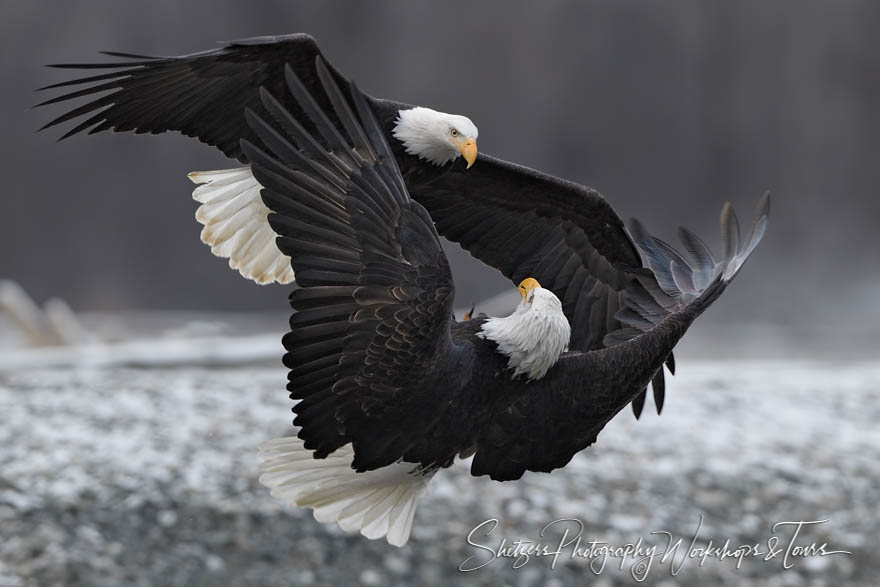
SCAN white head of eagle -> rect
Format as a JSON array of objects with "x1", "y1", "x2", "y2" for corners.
[
  {"x1": 477, "y1": 278, "x2": 571, "y2": 381},
  {"x1": 392, "y1": 107, "x2": 478, "y2": 168}
]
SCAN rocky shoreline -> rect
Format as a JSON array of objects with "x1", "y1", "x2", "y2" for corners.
[{"x1": 1, "y1": 360, "x2": 877, "y2": 586}]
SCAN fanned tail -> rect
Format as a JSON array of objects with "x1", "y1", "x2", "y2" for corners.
[{"x1": 258, "y1": 437, "x2": 434, "y2": 547}]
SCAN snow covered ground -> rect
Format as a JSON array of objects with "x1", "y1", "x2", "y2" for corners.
[{"x1": 0, "y1": 314, "x2": 878, "y2": 586}]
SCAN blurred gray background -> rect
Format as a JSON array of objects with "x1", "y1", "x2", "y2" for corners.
[{"x1": 3, "y1": 0, "x2": 878, "y2": 337}]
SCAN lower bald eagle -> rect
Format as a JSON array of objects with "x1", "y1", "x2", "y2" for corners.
[{"x1": 243, "y1": 68, "x2": 768, "y2": 546}]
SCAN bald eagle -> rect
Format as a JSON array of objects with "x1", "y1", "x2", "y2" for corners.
[
  {"x1": 38, "y1": 35, "x2": 478, "y2": 286},
  {"x1": 38, "y1": 34, "x2": 770, "y2": 547}
]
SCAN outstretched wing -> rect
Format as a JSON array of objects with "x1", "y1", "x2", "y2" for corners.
[
  {"x1": 36, "y1": 34, "x2": 406, "y2": 164},
  {"x1": 410, "y1": 159, "x2": 675, "y2": 415},
  {"x1": 412, "y1": 158, "x2": 641, "y2": 352},
  {"x1": 242, "y1": 61, "x2": 464, "y2": 472},
  {"x1": 470, "y1": 195, "x2": 770, "y2": 481}
]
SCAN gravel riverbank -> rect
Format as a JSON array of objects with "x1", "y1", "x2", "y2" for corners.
[{"x1": 1, "y1": 358, "x2": 877, "y2": 586}]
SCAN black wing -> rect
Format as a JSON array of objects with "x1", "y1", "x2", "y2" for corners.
[
  {"x1": 242, "y1": 61, "x2": 467, "y2": 472},
  {"x1": 471, "y1": 195, "x2": 770, "y2": 481},
  {"x1": 413, "y1": 157, "x2": 640, "y2": 351},
  {"x1": 36, "y1": 34, "x2": 407, "y2": 164},
  {"x1": 410, "y1": 158, "x2": 674, "y2": 415}
]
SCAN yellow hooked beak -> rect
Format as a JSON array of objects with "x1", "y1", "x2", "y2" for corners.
[
  {"x1": 451, "y1": 137, "x2": 478, "y2": 169},
  {"x1": 518, "y1": 277, "x2": 541, "y2": 302}
]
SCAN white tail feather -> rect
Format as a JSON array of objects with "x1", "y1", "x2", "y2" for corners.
[
  {"x1": 258, "y1": 437, "x2": 433, "y2": 547},
  {"x1": 189, "y1": 167, "x2": 295, "y2": 285}
]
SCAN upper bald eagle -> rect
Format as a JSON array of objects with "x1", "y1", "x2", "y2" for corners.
[{"x1": 38, "y1": 34, "x2": 770, "y2": 547}]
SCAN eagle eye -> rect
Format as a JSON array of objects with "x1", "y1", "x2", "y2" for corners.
[{"x1": 450, "y1": 129, "x2": 459, "y2": 137}]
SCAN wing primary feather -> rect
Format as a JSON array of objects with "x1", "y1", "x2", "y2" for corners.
[
  {"x1": 651, "y1": 236, "x2": 691, "y2": 274},
  {"x1": 34, "y1": 79, "x2": 125, "y2": 106},
  {"x1": 741, "y1": 191, "x2": 771, "y2": 258},
  {"x1": 243, "y1": 107, "x2": 304, "y2": 163},
  {"x1": 101, "y1": 65, "x2": 200, "y2": 130},
  {"x1": 677, "y1": 226, "x2": 715, "y2": 290},
  {"x1": 677, "y1": 226, "x2": 716, "y2": 268},
  {"x1": 631, "y1": 390, "x2": 646, "y2": 419},
  {"x1": 652, "y1": 368, "x2": 666, "y2": 414},
  {"x1": 240, "y1": 138, "x2": 347, "y2": 211},
  {"x1": 669, "y1": 260, "x2": 696, "y2": 297},
  {"x1": 283, "y1": 64, "x2": 355, "y2": 164},
  {"x1": 348, "y1": 81, "x2": 393, "y2": 163},
  {"x1": 87, "y1": 120, "x2": 116, "y2": 135},
  {"x1": 258, "y1": 86, "x2": 337, "y2": 163},
  {"x1": 36, "y1": 70, "x2": 132, "y2": 91},
  {"x1": 46, "y1": 60, "x2": 157, "y2": 69},
  {"x1": 314, "y1": 57, "x2": 373, "y2": 157},
  {"x1": 244, "y1": 105, "x2": 347, "y2": 191},
  {"x1": 719, "y1": 202, "x2": 741, "y2": 267},
  {"x1": 38, "y1": 95, "x2": 116, "y2": 131},
  {"x1": 665, "y1": 352, "x2": 676, "y2": 375},
  {"x1": 98, "y1": 51, "x2": 161, "y2": 59},
  {"x1": 57, "y1": 109, "x2": 114, "y2": 140},
  {"x1": 348, "y1": 80, "x2": 409, "y2": 205}
]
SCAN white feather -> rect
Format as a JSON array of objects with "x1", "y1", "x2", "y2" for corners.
[
  {"x1": 189, "y1": 167, "x2": 295, "y2": 285},
  {"x1": 258, "y1": 436, "x2": 434, "y2": 547},
  {"x1": 477, "y1": 288, "x2": 571, "y2": 380}
]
